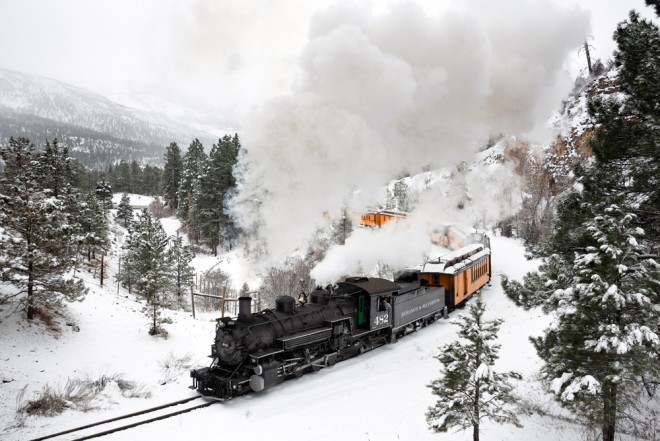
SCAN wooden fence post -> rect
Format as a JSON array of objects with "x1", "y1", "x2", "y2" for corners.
[
  {"x1": 221, "y1": 287, "x2": 226, "y2": 318},
  {"x1": 191, "y1": 286, "x2": 196, "y2": 319}
]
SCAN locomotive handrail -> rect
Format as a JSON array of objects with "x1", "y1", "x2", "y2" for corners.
[
  {"x1": 249, "y1": 308, "x2": 297, "y2": 335},
  {"x1": 246, "y1": 304, "x2": 327, "y2": 334},
  {"x1": 229, "y1": 356, "x2": 249, "y2": 379}
]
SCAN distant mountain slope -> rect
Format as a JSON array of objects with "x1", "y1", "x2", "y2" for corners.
[{"x1": 0, "y1": 68, "x2": 220, "y2": 167}]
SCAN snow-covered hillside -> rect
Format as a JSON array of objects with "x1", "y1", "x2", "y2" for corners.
[
  {"x1": 0, "y1": 221, "x2": 623, "y2": 441},
  {"x1": 0, "y1": 68, "x2": 222, "y2": 166}
]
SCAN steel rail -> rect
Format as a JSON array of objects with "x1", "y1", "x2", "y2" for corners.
[
  {"x1": 68, "y1": 401, "x2": 215, "y2": 441},
  {"x1": 29, "y1": 395, "x2": 208, "y2": 441}
]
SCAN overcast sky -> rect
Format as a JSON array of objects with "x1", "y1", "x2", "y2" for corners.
[{"x1": 0, "y1": 0, "x2": 655, "y2": 124}]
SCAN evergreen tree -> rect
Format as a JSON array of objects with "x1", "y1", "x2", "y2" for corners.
[
  {"x1": 224, "y1": 133, "x2": 242, "y2": 245},
  {"x1": 646, "y1": 0, "x2": 660, "y2": 16},
  {"x1": 114, "y1": 160, "x2": 132, "y2": 193},
  {"x1": 331, "y1": 207, "x2": 353, "y2": 245},
  {"x1": 34, "y1": 139, "x2": 74, "y2": 199},
  {"x1": 78, "y1": 192, "x2": 109, "y2": 261},
  {"x1": 115, "y1": 193, "x2": 133, "y2": 228},
  {"x1": 163, "y1": 142, "x2": 183, "y2": 209},
  {"x1": 503, "y1": 203, "x2": 660, "y2": 440},
  {"x1": 168, "y1": 235, "x2": 194, "y2": 298},
  {"x1": 426, "y1": 294, "x2": 521, "y2": 440},
  {"x1": 142, "y1": 165, "x2": 162, "y2": 196},
  {"x1": 393, "y1": 179, "x2": 409, "y2": 212},
  {"x1": 0, "y1": 137, "x2": 86, "y2": 319},
  {"x1": 94, "y1": 178, "x2": 113, "y2": 217},
  {"x1": 130, "y1": 160, "x2": 142, "y2": 193},
  {"x1": 177, "y1": 139, "x2": 207, "y2": 242},
  {"x1": 195, "y1": 135, "x2": 240, "y2": 255},
  {"x1": 194, "y1": 147, "x2": 222, "y2": 254},
  {"x1": 106, "y1": 160, "x2": 163, "y2": 196},
  {"x1": 34, "y1": 138, "x2": 84, "y2": 262},
  {"x1": 587, "y1": 9, "x2": 660, "y2": 249},
  {"x1": 502, "y1": 8, "x2": 660, "y2": 440},
  {"x1": 119, "y1": 209, "x2": 171, "y2": 335}
]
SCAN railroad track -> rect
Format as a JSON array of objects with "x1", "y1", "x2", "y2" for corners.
[{"x1": 29, "y1": 395, "x2": 214, "y2": 441}]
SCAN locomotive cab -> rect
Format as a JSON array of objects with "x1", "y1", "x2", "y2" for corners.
[
  {"x1": 356, "y1": 293, "x2": 392, "y2": 330},
  {"x1": 337, "y1": 277, "x2": 397, "y2": 331},
  {"x1": 371, "y1": 294, "x2": 392, "y2": 330}
]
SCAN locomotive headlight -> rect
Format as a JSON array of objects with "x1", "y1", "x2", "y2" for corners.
[{"x1": 218, "y1": 321, "x2": 225, "y2": 328}]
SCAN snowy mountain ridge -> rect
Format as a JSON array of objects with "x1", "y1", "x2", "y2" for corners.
[{"x1": 0, "y1": 68, "x2": 224, "y2": 167}]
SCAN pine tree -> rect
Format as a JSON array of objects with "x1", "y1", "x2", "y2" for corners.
[
  {"x1": 94, "y1": 178, "x2": 113, "y2": 217},
  {"x1": 426, "y1": 294, "x2": 520, "y2": 440},
  {"x1": 142, "y1": 165, "x2": 163, "y2": 196},
  {"x1": 194, "y1": 135, "x2": 240, "y2": 255},
  {"x1": 646, "y1": 0, "x2": 660, "y2": 16},
  {"x1": 115, "y1": 193, "x2": 133, "y2": 228},
  {"x1": 587, "y1": 9, "x2": 660, "y2": 249},
  {"x1": 34, "y1": 138, "x2": 85, "y2": 262},
  {"x1": 168, "y1": 235, "x2": 194, "y2": 298},
  {"x1": 331, "y1": 207, "x2": 353, "y2": 245},
  {"x1": 0, "y1": 137, "x2": 86, "y2": 319},
  {"x1": 120, "y1": 209, "x2": 172, "y2": 335},
  {"x1": 223, "y1": 134, "x2": 242, "y2": 245},
  {"x1": 194, "y1": 143, "x2": 223, "y2": 254},
  {"x1": 504, "y1": 203, "x2": 660, "y2": 440},
  {"x1": 163, "y1": 142, "x2": 183, "y2": 209},
  {"x1": 502, "y1": 10, "x2": 660, "y2": 438},
  {"x1": 393, "y1": 179, "x2": 409, "y2": 212},
  {"x1": 130, "y1": 161, "x2": 142, "y2": 193},
  {"x1": 34, "y1": 139, "x2": 74, "y2": 199},
  {"x1": 177, "y1": 139, "x2": 207, "y2": 237},
  {"x1": 78, "y1": 192, "x2": 109, "y2": 261},
  {"x1": 114, "y1": 160, "x2": 131, "y2": 193}
]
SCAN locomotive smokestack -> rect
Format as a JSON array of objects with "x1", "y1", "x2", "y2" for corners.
[{"x1": 238, "y1": 296, "x2": 252, "y2": 320}]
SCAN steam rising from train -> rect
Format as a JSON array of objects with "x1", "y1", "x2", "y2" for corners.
[{"x1": 229, "y1": 1, "x2": 589, "y2": 282}]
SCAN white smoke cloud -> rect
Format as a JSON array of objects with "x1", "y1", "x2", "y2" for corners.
[
  {"x1": 230, "y1": 0, "x2": 589, "y2": 282},
  {"x1": 310, "y1": 146, "x2": 526, "y2": 285}
]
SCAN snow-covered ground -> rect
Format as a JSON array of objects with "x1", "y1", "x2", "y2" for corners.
[
  {"x1": 111, "y1": 193, "x2": 156, "y2": 208},
  {"x1": 0, "y1": 230, "x2": 606, "y2": 441}
]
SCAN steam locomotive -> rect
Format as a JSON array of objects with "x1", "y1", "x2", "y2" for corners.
[{"x1": 190, "y1": 242, "x2": 491, "y2": 401}]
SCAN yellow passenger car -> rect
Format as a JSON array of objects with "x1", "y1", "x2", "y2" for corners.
[{"x1": 420, "y1": 244, "x2": 491, "y2": 309}]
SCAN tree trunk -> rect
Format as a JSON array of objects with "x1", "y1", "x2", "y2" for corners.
[
  {"x1": 100, "y1": 253, "x2": 104, "y2": 286},
  {"x1": 602, "y1": 382, "x2": 617, "y2": 441},
  {"x1": 473, "y1": 379, "x2": 480, "y2": 441},
  {"x1": 152, "y1": 303, "x2": 157, "y2": 334},
  {"x1": 584, "y1": 41, "x2": 593, "y2": 74},
  {"x1": 27, "y1": 261, "x2": 35, "y2": 320},
  {"x1": 474, "y1": 333, "x2": 481, "y2": 441}
]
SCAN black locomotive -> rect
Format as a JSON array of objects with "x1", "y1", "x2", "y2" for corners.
[{"x1": 190, "y1": 276, "x2": 447, "y2": 400}]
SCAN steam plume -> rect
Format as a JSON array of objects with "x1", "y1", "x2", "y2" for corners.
[{"x1": 230, "y1": 0, "x2": 589, "y2": 282}]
